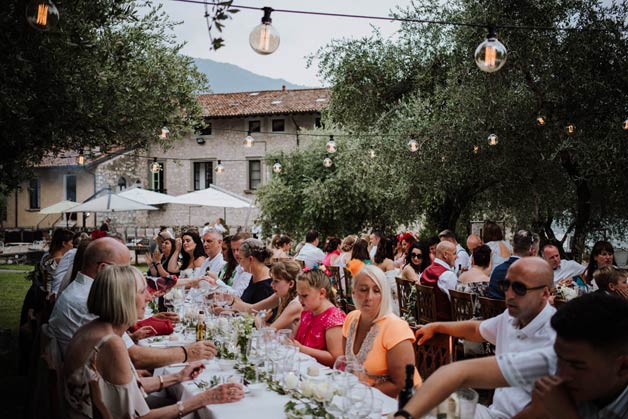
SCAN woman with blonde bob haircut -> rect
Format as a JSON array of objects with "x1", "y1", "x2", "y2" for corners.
[
  {"x1": 64, "y1": 265, "x2": 244, "y2": 419},
  {"x1": 342, "y1": 264, "x2": 422, "y2": 398}
]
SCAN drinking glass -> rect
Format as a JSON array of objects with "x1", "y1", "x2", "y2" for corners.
[{"x1": 277, "y1": 329, "x2": 292, "y2": 344}]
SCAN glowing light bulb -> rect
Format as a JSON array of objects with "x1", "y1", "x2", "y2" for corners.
[
  {"x1": 26, "y1": 0, "x2": 59, "y2": 31},
  {"x1": 159, "y1": 127, "x2": 170, "y2": 140},
  {"x1": 536, "y1": 115, "x2": 546, "y2": 126},
  {"x1": 243, "y1": 133, "x2": 254, "y2": 147},
  {"x1": 566, "y1": 123, "x2": 576, "y2": 135},
  {"x1": 323, "y1": 157, "x2": 333, "y2": 168},
  {"x1": 623, "y1": 119, "x2": 628, "y2": 130},
  {"x1": 249, "y1": 7, "x2": 280, "y2": 55},
  {"x1": 473, "y1": 145, "x2": 480, "y2": 154},
  {"x1": 150, "y1": 158, "x2": 161, "y2": 174},
  {"x1": 215, "y1": 160, "x2": 225, "y2": 174},
  {"x1": 475, "y1": 27, "x2": 507, "y2": 73},
  {"x1": 272, "y1": 161, "x2": 282, "y2": 173},
  {"x1": 77, "y1": 150, "x2": 85, "y2": 166},
  {"x1": 326, "y1": 136, "x2": 337, "y2": 153},
  {"x1": 368, "y1": 149, "x2": 376, "y2": 158},
  {"x1": 488, "y1": 133, "x2": 498, "y2": 146},
  {"x1": 407, "y1": 139, "x2": 419, "y2": 152}
]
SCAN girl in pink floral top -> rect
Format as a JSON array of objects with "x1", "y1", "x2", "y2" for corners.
[{"x1": 294, "y1": 269, "x2": 346, "y2": 366}]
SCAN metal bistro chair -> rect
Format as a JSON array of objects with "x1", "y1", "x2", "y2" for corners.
[
  {"x1": 342, "y1": 268, "x2": 356, "y2": 312},
  {"x1": 395, "y1": 276, "x2": 416, "y2": 321},
  {"x1": 415, "y1": 283, "x2": 437, "y2": 324}
]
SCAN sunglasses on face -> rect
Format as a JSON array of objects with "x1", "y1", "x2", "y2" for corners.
[
  {"x1": 499, "y1": 279, "x2": 546, "y2": 296},
  {"x1": 411, "y1": 253, "x2": 423, "y2": 259}
]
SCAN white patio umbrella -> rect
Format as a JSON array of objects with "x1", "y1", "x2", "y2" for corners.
[
  {"x1": 65, "y1": 194, "x2": 158, "y2": 212},
  {"x1": 39, "y1": 200, "x2": 79, "y2": 214},
  {"x1": 118, "y1": 187, "x2": 178, "y2": 205},
  {"x1": 173, "y1": 185, "x2": 254, "y2": 209}
]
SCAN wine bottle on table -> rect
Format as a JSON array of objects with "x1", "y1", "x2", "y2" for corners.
[
  {"x1": 196, "y1": 311, "x2": 206, "y2": 341},
  {"x1": 398, "y1": 364, "x2": 415, "y2": 409}
]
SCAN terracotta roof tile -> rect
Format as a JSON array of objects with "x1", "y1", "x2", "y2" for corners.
[{"x1": 197, "y1": 88, "x2": 329, "y2": 118}]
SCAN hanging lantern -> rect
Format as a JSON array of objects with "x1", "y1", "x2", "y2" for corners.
[
  {"x1": 215, "y1": 160, "x2": 225, "y2": 174},
  {"x1": 536, "y1": 115, "x2": 546, "y2": 126},
  {"x1": 488, "y1": 133, "x2": 498, "y2": 146},
  {"x1": 407, "y1": 139, "x2": 419, "y2": 152},
  {"x1": 368, "y1": 149, "x2": 376, "y2": 158},
  {"x1": 249, "y1": 7, "x2": 280, "y2": 55},
  {"x1": 150, "y1": 158, "x2": 161, "y2": 174},
  {"x1": 566, "y1": 123, "x2": 576, "y2": 135},
  {"x1": 474, "y1": 27, "x2": 508, "y2": 73},
  {"x1": 323, "y1": 157, "x2": 333, "y2": 168},
  {"x1": 26, "y1": 0, "x2": 59, "y2": 31},
  {"x1": 473, "y1": 145, "x2": 480, "y2": 154},
  {"x1": 77, "y1": 150, "x2": 85, "y2": 166},
  {"x1": 159, "y1": 127, "x2": 170, "y2": 140},
  {"x1": 243, "y1": 132, "x2": 254, "y2": 147},
  {"x1": 272, "y1": 161, "x2": 282, "y2": 173},
  {"x1": 326, "y1": 135, "x2": 337, "y2": 153}
]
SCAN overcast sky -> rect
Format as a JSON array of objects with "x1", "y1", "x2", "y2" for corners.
[{"x1": 156, "y1": 0, "x2": 415, "y2": 86}]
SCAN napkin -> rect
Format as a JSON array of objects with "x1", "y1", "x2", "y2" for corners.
[{"x1": 131, "y1": 316, "x2": 174, "y2": 335}]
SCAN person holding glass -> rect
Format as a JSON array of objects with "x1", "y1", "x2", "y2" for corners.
[
  {"x1": 343, "y1": 264, "x2": 422, "y2": 398},
  {"x1": 145, "y1": 237, "x2": 179, "y2": 277},
  {"x1": 169, "y1": 230, "x2": 206, "y2": 279},
  {"x1": 63, "y1": 265, "x2": 243, "y2": 419}
]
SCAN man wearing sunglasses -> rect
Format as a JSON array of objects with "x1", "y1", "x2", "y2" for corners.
[{"x1": 416, "y1": 257, "x2": 555, "y2": 418}]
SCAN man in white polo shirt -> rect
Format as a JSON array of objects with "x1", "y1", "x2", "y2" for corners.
[
  {"x1": 541, "y1": 243, "x2": 585, "y2": 286},
  {"x1": 416, "y1": 257, "x2": 556, "y2": 418},
  {"x1": 295, "y1": 230, "x2": 325, "y2": 268}
]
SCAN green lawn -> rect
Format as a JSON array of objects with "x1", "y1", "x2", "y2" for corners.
[
  {"x1": 0, "y1": 271, "x2": 31, "y2": 332},
  {"x1": 0, "y1": 264, "x2": 33, "y2": 271}
]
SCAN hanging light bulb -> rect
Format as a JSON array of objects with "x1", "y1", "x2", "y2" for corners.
[
  {"x1": 323, "y1": 157, "x2": 333, "y2": 168},
  {"x1": 623, "y1": 119, "x2": 628, "y2": 130},
  {"x1": 407, "y1": 138, "x2": 419, "y2": 152},
  {"x1": 159, "y1": 127, "x2": 170, "y2": 140},
  {"x1": 249, "y1": 7, "x2": 280, "y2": 55},
  {"x1": 272, "y1": 161, "x2": 282, "y2": 173},
  {"x1": 326, "y1": 135, "x2": 337, "y2": 153},
  {"x1": 150, "y1": 158, "x2": 161, "y2": 174},
  {"x1": 566, "y1": 123, "x2": 576, "y2": 135},
  {"x1": 368, "y1": 149, "x2": 376, "y2": 158},
  {"x1": 473, "y1": 145, "x2": 480, "y2": 154},
  {"x1": 488, "y1": 133, "x2": 499, "y2": 146},
  {"x1": 536, "y1": 115, "x2": 546, "y2": 126},
  {"x1": 440, "y1": 155, "x2": 447, "y2": 162},
  {"x1": 26, "y1": 0, "x2": 59, "y2": 31},
  {"x1": 77, "y1": 150, "x2": 85, "y2": 166},
  {"x1": 474, "y1": 27, "x2": 507, "y2": 73},
  {"x1": 243, "y1": 131, "x2": 254, "y2": 147},
  {"x1": 215, "y1": 160, "x2": 225, "y2": 174}
]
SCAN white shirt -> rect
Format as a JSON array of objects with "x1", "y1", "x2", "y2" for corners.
[
  {"x1": 455, "y1": 244, "x2": 471, "y2": 274},
  {"x1": 51, "y1": 248, "x2": 76, "y2": 295},
  {"x1": 295, "y1": 243, "x2": 325, "y2": 268},
  {"x1": 552, "y1": 259, "x2": 586, "y2": 285},
  {"x1": 199, "y1": 252, "x2": 226, "y2": 275},
  {"x1": 479, "y1": 303, "x2": 557, "y2": 418},
  {"x1": 231, "y1": 265, "x2": 252, "y2": 297},
  {"x1": 419, "y1": 258, "x2": 458, "y2": 299},
  {"x1": 369, "y1": 245, "x2": 378, "y2": 260},
  {"x1": 48, "y1": 272, "x2": 97, "y2": 356}
]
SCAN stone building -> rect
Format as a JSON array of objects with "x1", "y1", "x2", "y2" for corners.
[{"x1": 3, "y1": 87, "x2": 329, "y2": 236}]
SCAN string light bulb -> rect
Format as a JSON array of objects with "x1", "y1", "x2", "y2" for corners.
[
  {"x1": 272, "y1": 161, "x2": 282, "y2": 173},
  {"x1": 323, "y1": 157, "x2": 333, "y2": 168},
  {"x1": 326, "y1": 135, "x2": 337, "y2": 153},
  {"x1": 407, "y1": 139, "x2": 419, "y2": 152},
  {"x1": 249, "y1": 7, "x2": 280, "y2": 55},
  {"x1": 536, "y1": 115, "x2": 546, "y2": 126},
  {"x1": 566, "y1": 123, "x2": 576, "y2": 135},
  {"x1": 77, "y1": 150, "x2": 85, "y2": 166},
  {"x1": 473, "y1": 145, "x2": 480, "y2": 154},
  {"x1": 150, "y1": 158, "x2": 161, "y2": 174},
  {"x1": 368, "y1": 149, "x2": 376, "y2": 158},
  {"x1": 159, "y1": 127, "x2": 170, "y2": 140},
  {"x1": 474, "y1": 27, "x2": 507, "y2": 73},
  {"x1": 488, "y1": 133, "x2": 499, "y2": 146},
  {"x1": 26, "y1": 0, "x2": 59, "y2": 31},
  {"x1": 215, "y1": 160, "x2": 225, "y2": 174},
  {"x1": 623, "y1": 119, "x2": 628, "y2": 130},
  {"x1": 243, "y1": 131, "x2": 254, "y2": 147}
]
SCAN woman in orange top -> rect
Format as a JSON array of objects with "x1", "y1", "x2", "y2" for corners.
[{"x1": 342, "y1": 264, "x2": 421, "y2": 398}]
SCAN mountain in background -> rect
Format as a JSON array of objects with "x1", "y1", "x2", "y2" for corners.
[{"x1": 192, "y1": 57, "x2": 313, "y2": 93}]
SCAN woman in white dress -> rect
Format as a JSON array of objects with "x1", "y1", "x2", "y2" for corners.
[
  {"x1": 168, "y1": 230, "x2": 206, "y2": 279},
  {"x1": 482, "y1": 221, "x2": 512, "y2": 274}
]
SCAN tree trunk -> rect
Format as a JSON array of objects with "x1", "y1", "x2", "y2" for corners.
[{"x1": 559, "y1": 150, "x2": 591, "y2": 262}]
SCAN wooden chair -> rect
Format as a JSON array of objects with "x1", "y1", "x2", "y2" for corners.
[
  {"x1": 449, "y1": 290, "x2": 475, "y2": 321},
  {"x1": 415, "y1": 283, "x2": 437, "y2": 324},
  {"x1": 478, "y1": 296, "x2": 506, "y2": 320},
  {"x1": 328, "y1": 266, "x2": 347, "y2": 312},
  {"x1": 342, "y1": 268, "x2": 355, "y2": 312},
  {"x1": 395, "y1": 276, "x2": 416, "y2": 320},
  {"x1": 414, "y1": 332, "x2": 454, "y2": 379}
]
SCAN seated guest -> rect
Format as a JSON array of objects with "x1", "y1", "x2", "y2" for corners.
[
  {"x1": 238, "y1": 238, "x2": 274, "y2": 304},
  {"x1": 457, "y1": 244, "x2": 492, "y2": 297},
  {"x1": 583, "y1": 240, "x2": 616, "y2": 289},
  {"x1": 64, "y1": 265, "x2": 243, "y2": 418},
  {"x1": 145, "y1": 237, "x2": 178, "y2": 277},
  {"x1": 217, "y1": 236, "x2": 238, "y2": 287},
  {"x1": 295, "y1": 230, "x2": 326, "y2": 268},
  {"x1": 438, "y1": 229, "x2": 471, "y2": 275},
  {"x1": 168, "y1": 230, "x2": 206, "y2": 279},
  {"x1": 293, "y1": 269, "x2": 346, "y2": 366},
  {"x1": 487, "y1": 230, "x2": 539, "y2": 299},
  {"x1": 483, "y1": 220, "x2": 512, "y2": 275},
  {"x1": 337, "y1": 235, "x2": 357, "y2": 268},
  {"x1": 466, "y1": 233, "x2": 483, "y2": 255},
  {"x1": 230, "y1": 261, "x2": 303, "y2": 334},
  {"x1": 541, "y1": 243, "x2": 585, "y2": 286},
  {"x1": 395, "y1": 293, "x2": 628, "y2": 419},
  {"x1": 401, "y1": 242, "x2": 430, "y2": 283},
  {"x1": 594, "y1": 266, "x2": 628, "y2": 298},
  {"x1": 272, "y1": 234, "x2": 293, "y2": 259},
  {"x1": 420, "y1": 241, "x2": 458, "y2": 320},
  {"x1": 323, "y1": 237, "x2": 342, "y2": 267},
  {"x1": 344, "y1": 265, "x2": 421, "y2": 398},
  {"x1": 351, "y1": 238, "x2": 372, "y2": 263},
  {"x1": 373, "y1": 236, "x2": 396, "y2": 273}
]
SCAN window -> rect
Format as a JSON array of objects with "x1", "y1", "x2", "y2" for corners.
[
  {"x1": 199, "y1": 122, "x2": 212, "y2": 136},
  {"x1": 150, "y1": 162, "x2": 165, "y2": 193},
  {"x1": 248, "y1": 120, "x2": 261, "y2": 133},
  {"x1": 272, "y1": 119, "x2": 285, "y2": 132},
  {"x1": 248, "y1": 160, "x2": 262, "y2": 190},
  {"x1": 28, "y1": 178, "x2": 40, "y2": 209},
  {"x1": 193, "y1": 161, "x2": 213, "y2": 190},
  {"x1": 65, "y1": 174, "x2": 77, "y2": 202}
]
